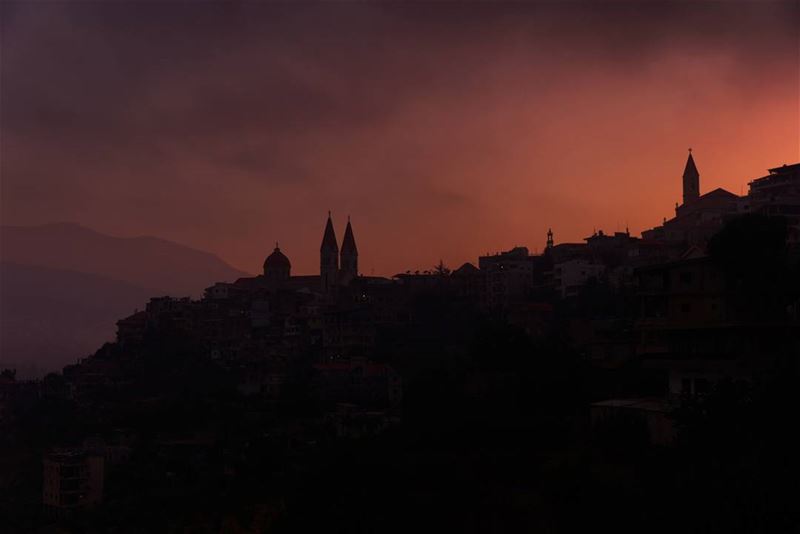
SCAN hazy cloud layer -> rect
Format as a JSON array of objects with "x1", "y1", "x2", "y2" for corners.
[{"x1": 2, "y1": 1, "x2": 798, "y2": 274}]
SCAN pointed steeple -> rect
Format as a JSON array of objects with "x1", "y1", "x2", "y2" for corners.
[
  {"x1": 320, "y1": 212, "x2": 339, "y2": 292},
  {"x1": 341, "y1": 217, "x2": 357, "y2": 255},
  {"x1": 321, "y1": 211, "x2": 338, "y2": 253},
  {"x1": 340, "y1": 216, "x2": 358, "y2": 285},
  {"x1": 684, "y1": 150, "x2": 698, "y2": 177},
  {"x1": 682, "y1": 149, "x2": 700, "y2": 204}
]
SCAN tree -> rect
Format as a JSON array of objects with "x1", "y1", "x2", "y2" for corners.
[{"x1": 433, "y1": 260, "x2": 451, "y2": 276}]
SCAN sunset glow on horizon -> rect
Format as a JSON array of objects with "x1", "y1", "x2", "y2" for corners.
[{"x1": 2, "y1": 1, "x2": 798, "y2": 276}]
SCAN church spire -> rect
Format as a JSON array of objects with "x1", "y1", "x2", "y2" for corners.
[
  {"x1": 320, "y1": 212, "x2": 339, "y2": 293},
  {"x1": 321, "y1": 211, "x2": 338, "y2": 253},
  {"x1": 682, "y1": 149, "x2": 700, "y2": 205},
  {"x1": 340, "y1": 216, "x2": 358, "y2": 285},
  {"x1": 341, "y1": 218, "x2": 357, "y2": 256}
]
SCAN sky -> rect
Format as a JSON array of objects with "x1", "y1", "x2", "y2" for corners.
[{"x1": 2, "y1": 1, "x2": 798, "y2": 276}]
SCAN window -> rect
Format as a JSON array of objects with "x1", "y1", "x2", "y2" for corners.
[{"x1": 679, "y1": 271, "x2": 693, "y2": 285}]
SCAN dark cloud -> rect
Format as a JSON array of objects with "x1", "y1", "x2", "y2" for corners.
[{"x1": 1, "y1": 1, "x2": 797, "y2": 273}]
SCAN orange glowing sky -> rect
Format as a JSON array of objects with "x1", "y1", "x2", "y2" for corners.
[{"x1": 2, "y1": 2, "x2": 798, "y2": 276}]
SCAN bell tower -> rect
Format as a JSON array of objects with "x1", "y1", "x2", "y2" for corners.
[{"x1": 683, "y1": 149, "x2": 700, "y2": 205}]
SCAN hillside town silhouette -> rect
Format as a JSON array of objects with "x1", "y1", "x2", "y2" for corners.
[{"x1": 2, "y1": 153, "x2": 800, "y2": 532}]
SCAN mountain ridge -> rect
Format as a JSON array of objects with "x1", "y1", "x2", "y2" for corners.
[
  {"x1": 0, "y1": 222, "x2": 252, "y2": 375},
  {"x1": 1, "y1": 222, "x2": 250, "y2": 297}
]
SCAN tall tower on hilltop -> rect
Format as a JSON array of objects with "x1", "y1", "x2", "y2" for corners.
[
  {"x1": 320, "y1": 212, "x2": 339, "y2": 292},
  {"x1": 683, "y1": 149, "x2": 700, "y2": 205},
  {"x1": 340, "y1": 216, "x2": 358, "y2": 285}
]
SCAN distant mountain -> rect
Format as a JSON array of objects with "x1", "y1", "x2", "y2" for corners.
[
  {"x1": 0, "y1": 223, "x2": 249, "y2": 297},
  {"x1": 0, "y1": 262, "x2": 154, "y2": 374},
  {"x1": 0, "y1": 223, "x2": 251, "y2": 375}
]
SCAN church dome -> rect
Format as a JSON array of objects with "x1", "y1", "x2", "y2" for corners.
[{"x1": 263, "y1": 244, "x2": 291, "y2": 277}]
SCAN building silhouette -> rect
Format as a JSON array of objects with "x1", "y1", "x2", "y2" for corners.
[
  {"x1": 682, "y1": 150, "x2": 700, "y2": 205},
  {"x1": 340, "y1": 217, "x2": 358, "y2": 286},
  {"x1": 263, "y1": 243, "x2": 291, "y2": 288},
  {"x1": 320, "y1": 213, "x2": 340, "y2": 293},
  {"x1": 642, "y1": 151, "x2": 800, "y2": 247},
  {"x1": 223, "y1": 212, "x2": 362, "y2": 295},
  {"x1": 643, "y1": 151, "x2": 740, "y2": 245},
  {"x1": 744, "y1": 162, "x2": 800, "y2": 242},
  {"x1": 12, "y1": 149, "x2": 799, "y2": 530}
]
